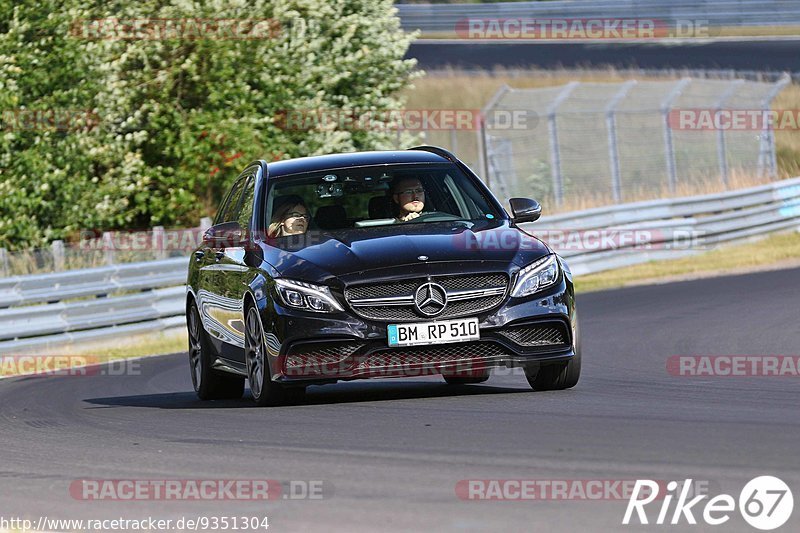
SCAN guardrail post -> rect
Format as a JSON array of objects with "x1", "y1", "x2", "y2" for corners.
[
  {"x1": 51, "y1": 240, "x2": 65, "y2": 272},
  {"x1": 0, "y1": 248, "x2": 8, "y2": 277},
  {"x1": 714, "y1": 80, "x2": 745, "y2": 188},
  {"x1": 605, "y1": 81, "x2": 637, "y2": 203},
  {"x1": 152, "y1": 226, "x2": 166, "y2": 260},
  {"x1": 546, "y1": 82, "x2": 580, "y2": 208},
  {"x1": 103, "y1": 231, "x2": 115, "y2": 265},
  {"x1": 661, "y1": 78, "x2": 692, "y2": 194}
]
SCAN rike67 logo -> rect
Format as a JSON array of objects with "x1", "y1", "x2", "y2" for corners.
[{"x1": 623, "y1": 477, "x2": 793, "y2": 530}]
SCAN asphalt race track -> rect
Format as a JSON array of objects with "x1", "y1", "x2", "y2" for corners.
[
  {"x1": 408, "y1": 38, "x2": 800, "y2": 73},
  {"x1": 1, "y1": 267, "x2": 799, "y2": 532}
]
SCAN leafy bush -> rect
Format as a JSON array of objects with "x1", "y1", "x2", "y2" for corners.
[{"x1": 0, "y1": 0, "x2": 418, "y2": 249}]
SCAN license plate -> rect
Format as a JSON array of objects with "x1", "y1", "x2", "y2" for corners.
[{"x1": 387, "y1": 317, "x2": 480, "y2": 347}]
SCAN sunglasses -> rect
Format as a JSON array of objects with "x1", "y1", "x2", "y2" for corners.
[{"x1": 286, "y1": 211, "x2": 310, "y2": 220}]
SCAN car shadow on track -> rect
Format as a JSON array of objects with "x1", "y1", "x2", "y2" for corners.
[{"x1": 82, "y1": 379, "x2": 533, "y2": 409}]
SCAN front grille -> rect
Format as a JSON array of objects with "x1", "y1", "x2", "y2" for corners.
[
  {"x1": 344, "y1": 281, "x2": 419, "y2": 301},
  {"x1": 344, "y1": 273, "x2": 508, "y2": 322},
  {"x1": 356, "y1": 341, "x2": 512, "y2": 370},
  {"x1": 498, "y1": 323, "x2": 570, "y2": 348}
]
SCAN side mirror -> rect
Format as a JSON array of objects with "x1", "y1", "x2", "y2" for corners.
[
  {"x1": 202, "y1": 221, "x2": 244, "y2": 248},
  {"x1": 509, "y1": 198, "x2": 542, "y2": 223}
]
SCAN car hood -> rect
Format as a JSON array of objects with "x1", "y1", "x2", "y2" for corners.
[{"x1": 262, "y1": 220, "x2": 551, "y2": 282}]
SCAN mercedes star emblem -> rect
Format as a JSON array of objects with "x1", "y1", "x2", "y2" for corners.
[{"x1": 414, "y1": 282, "x2": 447, "y2": 317}]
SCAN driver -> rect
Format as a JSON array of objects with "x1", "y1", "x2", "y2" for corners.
[{"x1": 391, "y1": 177, "x2": 426, "y2": 222}]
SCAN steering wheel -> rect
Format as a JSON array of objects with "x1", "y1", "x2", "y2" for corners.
[{"x1": 406, "y1": 211, "x2": 462, "y2": 223}]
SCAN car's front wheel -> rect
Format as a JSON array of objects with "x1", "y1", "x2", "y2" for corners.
[
  {"x1": 245, "y1": 306, "x2": 305, "y2": 407},
  {"x1": 187, "y1": 301, "x2": 245, "y2": 400},
  {"x1": 525, "y1": 314, "x2": 581, "y2": 391}
]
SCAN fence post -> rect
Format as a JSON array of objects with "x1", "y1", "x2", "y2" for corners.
[
  {"x1": 478, "y1": 84, "x2": 511, "y2": 186},
  {"x1": 661, "y1": 78, "x2": 692, "y2": 194},
  {"x1": 103, "y1": 231, "x2": 115, "y2": 265},
  {"x1": 605, "y1": 81, "x2": 637, "y2": 204},
  {"x1": 0, "y1": 248, "x2": 8, "y2": 277},
  {"x1": 546, "y1": 82, "x2": 580, "y2": 208},
  {"x1": 759, "y1": 74, "x2": 791, "y2": 179},
  {"x1": 714, "y1": 79, "x2": 745, "y2": 188},
  {"x1": 152, "y1": 226, "x2": 166, "y2": 260},
  {"x1": 51, "y1": 240, "x2": 65, "y2": 272},
  {"x1": 449, "y1": 128, "x2": 458, "y2": 155}
]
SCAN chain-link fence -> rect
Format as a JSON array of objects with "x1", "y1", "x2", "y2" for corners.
[{"x1": 471, "y1": 75, "x2": 790, "y2": 211}]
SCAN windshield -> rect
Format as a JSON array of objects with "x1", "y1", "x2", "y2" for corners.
[{"x1": 264, "y1": 163, "x2": 503, "y2": 239}]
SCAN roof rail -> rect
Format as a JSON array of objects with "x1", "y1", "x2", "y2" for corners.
[{"x1": 408, "y1": 145, "x2": 458, "y2": 163}]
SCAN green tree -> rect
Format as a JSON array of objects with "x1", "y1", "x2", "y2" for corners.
[{"x1": 0, "y1": 0, "x2": 418, "y2": 249}]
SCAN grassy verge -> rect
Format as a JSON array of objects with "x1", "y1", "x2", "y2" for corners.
[
  {"x1": 575, "y1": 230, "x2": 800, "y2": 293},
  {"x1": 2, "y1": 328, "x2": 188, "y2": 378}
]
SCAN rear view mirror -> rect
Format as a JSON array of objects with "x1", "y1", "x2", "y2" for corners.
[{"x1": 509, "y1": 198, "x2": 542, "y2": 223}]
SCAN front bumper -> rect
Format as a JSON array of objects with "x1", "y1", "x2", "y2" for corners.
[{"x1": 264, "y1": 277, "x2": 576, "y2": 383}]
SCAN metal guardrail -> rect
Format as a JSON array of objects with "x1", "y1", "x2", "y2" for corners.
[
  {"x1": 397, "y1": 1, "x2": 800, "y2": 33},
  {"x1": 529, "y1": 176, "x2": 800, "y2": 276},
  {"x1": 1, "y1": 177, "x2": 798, "y2": 352}
]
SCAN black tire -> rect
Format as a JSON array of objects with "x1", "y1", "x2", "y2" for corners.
[
  {"x1": 525, "y1": 314, "x2": 581, "y2": 391},
  {"x1": 187, "y1": 301, "x2": 245, "y2": 400},
  {"x1": 244, "y1": 306, "x2": 305, "y2": 407}
]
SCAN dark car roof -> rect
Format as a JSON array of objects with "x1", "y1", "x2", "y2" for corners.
[{"x1": 265, "y1": 150, "x2": 452, "y2": 178}]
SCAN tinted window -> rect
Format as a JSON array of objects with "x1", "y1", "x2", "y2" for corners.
[
  {"x1": 237, "y1": 175, "x2": 255, "y2": 230},
  {"x1": 265, "y1": 163, "x2": 501, "y2": 234},
  {"x1": 215, "y1": 175, "x2": 247, "y2": 224}
]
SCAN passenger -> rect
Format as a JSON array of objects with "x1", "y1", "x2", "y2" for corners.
[
  {"x1": 268, "y1": 195, "x2": 310, "y2": 237},
  {"x1": 391, "y1": 177, "x2": 426, "y2": 222}
]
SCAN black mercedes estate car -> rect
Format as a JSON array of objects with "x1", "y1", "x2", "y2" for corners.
[{"x1": 186, "y1": 146, "x2": 580, "y2": 405}]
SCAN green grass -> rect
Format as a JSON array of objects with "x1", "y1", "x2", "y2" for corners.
[
  {"x1": 3, "y1": 329, "x2": 187, "y2": 378},
  {"x1": 575, "y1": 230, "x2": 800, "y2": 293}
]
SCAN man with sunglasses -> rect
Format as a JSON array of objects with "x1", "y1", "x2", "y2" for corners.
[{"x1": 391, "y1": 177, "x2": 426, "y2": 222}]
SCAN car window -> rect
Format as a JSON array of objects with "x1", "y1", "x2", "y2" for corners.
[
  {"x1": 215, "y1": 174, "x2": 247, "y2": 224},
  {"x1": 265, "y1": 163, "x2": 501, "y2": 235},
  {"x1": 237, "y1": 174, "x2": 256, "y2": 230}
]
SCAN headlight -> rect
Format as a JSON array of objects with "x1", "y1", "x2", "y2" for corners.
[
  {"x1": 511, "y1": 255, "x2": 559, "y2": 298},
  {"x1": 274, "y1": 279, "x2": 344, "y2": 313}
]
